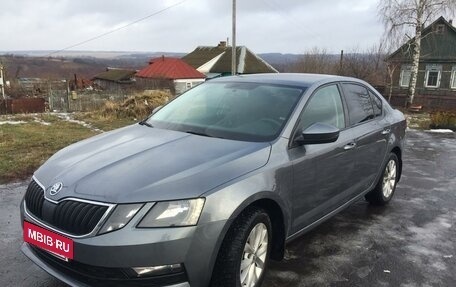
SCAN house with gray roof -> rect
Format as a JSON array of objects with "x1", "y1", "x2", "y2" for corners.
[
  {"x1": 92, "y1": 68, "x2": 136, "y2": 91},
  {"x1": 182, "y1": 41, "x2": 278, "y2": 78},
  {"x1": 387, "y1": 16, "x2": 456, "y2": 110}
]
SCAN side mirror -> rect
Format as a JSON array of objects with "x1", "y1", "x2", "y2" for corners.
[
  {"x1": 296, "y1": 122, "x2": 340, "y2": 145},
  {"x1": 152, "y1": 105, "x2": 163, "y2": 114}
]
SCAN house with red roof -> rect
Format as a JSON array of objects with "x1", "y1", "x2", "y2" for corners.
[{"x1": 136, "y1": 56, "x2": 206, "y2": 95}]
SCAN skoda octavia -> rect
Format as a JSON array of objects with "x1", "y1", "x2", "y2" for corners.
[{"x1": 21, "y1": 74, "x2": 406, "y2": 287}]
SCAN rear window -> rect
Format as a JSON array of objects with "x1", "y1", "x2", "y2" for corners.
[
  {"x1": 342, "y1": 83, "x2": 374, "y2": 126},
  {"x1": 369, "y1": 91, "x2": 382, "y2": 117}
]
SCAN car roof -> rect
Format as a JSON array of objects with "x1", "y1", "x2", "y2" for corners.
[{"x1": 208, "y1": 73, "x2": 363, "y2": 88}]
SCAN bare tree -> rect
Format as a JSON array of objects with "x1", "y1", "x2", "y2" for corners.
[
  {"x1": 290, "y1": 47, "x2": 338, "y2": 74},
  {"x1": 379, "y1": 0, "x2": 455, "y2": 106},
  {"x1": 386, "y1": 60, "x2": 400, "y2": 102},
  {"x1": 342, "y1": 43, "x2": 387, "y2": 85}
]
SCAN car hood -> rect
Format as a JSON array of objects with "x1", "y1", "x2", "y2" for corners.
[{"x1": 35, "y1": 124, "x2": 271, "y2": 203}]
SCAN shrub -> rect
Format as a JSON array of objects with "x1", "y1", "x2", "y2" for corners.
[
  {"x1": 99, "y1": 90, "x2": 171, "y2": 120},
  {"x1": 429, "y1": 111, "x2": 456, "y2": 130}
]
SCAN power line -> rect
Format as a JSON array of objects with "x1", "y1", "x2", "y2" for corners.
[
  {"x1": 46, "y1": 0, "x2": 188, "y2": 57},
  {"x1": 259, "y1": 0, "x2": 319, "y2": 40}
]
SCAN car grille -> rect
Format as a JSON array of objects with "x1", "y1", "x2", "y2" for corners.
[
  {"x1": 24, "y1": 179, "x2": 109, "y2": 236},
  {"x1": 24, "y1": 180, "x2": 45, "y2": 218}
]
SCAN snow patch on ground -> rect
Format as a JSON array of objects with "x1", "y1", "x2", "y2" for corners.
[
  {"x1": 33, "y1": 117, "x2": 51, "y2": 126},
  {"x1": 0, "y1": 121, "x2": 26, "y2": 125},
  {"x1": 54, "y1": 113, "x2": 103, "y2": 133},
  {"x1": 426, "y1": 129, "x2": 454, "y2": 133}
]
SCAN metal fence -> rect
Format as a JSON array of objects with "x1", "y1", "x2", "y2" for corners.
[
  {"x1": 49, "y1": 90, "x2": 129, "y2": 112},
  {"x1": 0, "y1": 98, "x2": 45, "y2": 114}
]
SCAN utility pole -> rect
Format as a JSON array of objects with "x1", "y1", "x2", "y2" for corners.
[
  {"x1": 339, "y1": 50, "x2": 344, "y2": 75},
  {"x1": 0, "y1": 65, "x2": 5, "y2": 100},
  {"x1": 231, "y1": 0, "x2": 236, "y2": 75}
]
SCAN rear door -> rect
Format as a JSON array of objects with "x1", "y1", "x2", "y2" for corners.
[{"x1": 340, "y1": 83, "x2": 388, "y2": 193}]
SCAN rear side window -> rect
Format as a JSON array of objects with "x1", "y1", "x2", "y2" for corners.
[
  {"x1": 369, "y1": 91, "x2": 382, "y2": 117},
  {"x1": 298, "y1": 84, "x2": 345, "y2": 131},
  {"x1": 342, "y1": 83, "x2": 374, "y2": 126}
]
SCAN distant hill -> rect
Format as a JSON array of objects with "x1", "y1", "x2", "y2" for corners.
[
  {"x1": 0, "y1": 50, "x2": 186, "y2": 59},
  {"x1": 0, "y1": 55, "x2": 110, "y2": 80},
  {"x1": 0, "y1": 51, "x2": 185, "y2": 80},
  {"x1": 0, "y1": 50, "x2": 305, "y2": 79}
]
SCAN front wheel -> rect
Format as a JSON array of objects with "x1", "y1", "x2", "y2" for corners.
[
  {"x1": 365, "y1": 153, "x2": 399, "y2": 205},
  {"x1": 211, "y1": 208, "x2": 272, "y2": 287}
]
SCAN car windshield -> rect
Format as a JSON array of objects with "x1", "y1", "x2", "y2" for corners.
[{"x1": 147, "y1": 81, "x2": 305, "y2": 142}]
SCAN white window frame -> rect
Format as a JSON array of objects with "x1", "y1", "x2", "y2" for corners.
[
  {"x1": 451, "y1": 67, "x2": 456, "y2": 90},
  {"x1": 399, "y1": 65, "x2": 412, "y2": 88},
  {"x1": 424, "y1": 65, "x2": 442, "y2": 88},
  {"x1": 186, "y1": 82, "x2": 192, "y2": 89}
]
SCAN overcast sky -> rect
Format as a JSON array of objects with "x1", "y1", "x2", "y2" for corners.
[{"x1": 0, "y1": 0, "x2": 385, "y2": 54}]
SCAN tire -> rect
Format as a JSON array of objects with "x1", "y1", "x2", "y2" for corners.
[
  {"x1": 365, "y1": 153, "x2": 399, "y2": 205},
  {"x1": 211, "y1": 207, "x2": 272, "y2": 287}
]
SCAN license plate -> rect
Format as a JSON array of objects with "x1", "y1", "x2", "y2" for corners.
[{"x1": 23, "y1": 221, "x2": 74, "y2": 260}]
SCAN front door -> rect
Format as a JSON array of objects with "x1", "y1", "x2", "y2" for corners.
[{"x1": 288, "y1": 84, "x2": 356, "y2": 234}]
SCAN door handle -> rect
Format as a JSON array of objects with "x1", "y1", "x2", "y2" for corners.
[
  {"x1": 344, "y1": 142, "x2": 357, "y2": 150},
  {"x1": 381, "y1": 128, "x2": 391, "y2": 135}
]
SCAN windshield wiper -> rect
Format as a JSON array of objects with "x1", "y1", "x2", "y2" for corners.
[
  {"x1": 139, "y1": 121, "x2": 153, "y2": 128},
  {"x1": 185, "y1": 130, "x2": 212, "y2": 137},
  {"x1": 185, "y1": 130, "x2": 225, "y2": 139}
]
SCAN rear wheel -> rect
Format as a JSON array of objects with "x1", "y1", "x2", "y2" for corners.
[
  {"x1": 365, "y1": 153, "x2": 399, "y2": 205},
  {"x1": 211, "y1": 208, "x2": 272, "y2": 287}
]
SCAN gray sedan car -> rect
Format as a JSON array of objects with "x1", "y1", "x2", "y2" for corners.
[{"x1": 20, "y1": 73, "x2": 406, "y2": 287}]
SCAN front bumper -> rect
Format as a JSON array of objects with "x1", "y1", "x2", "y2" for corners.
[
  {"x1": 20, "y1": 201, "x2": 228, "y2": 287},
  {"x1": 22, "y1": 243, "x2": 189, "y2": 287}
]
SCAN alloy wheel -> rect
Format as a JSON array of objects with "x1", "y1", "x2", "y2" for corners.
[
  {"x1": 240, "y1": 223, "x2": 268, "y2": 287},
  {"x1": 382, "y1": 159, "x2": 397, "y2": 198}
]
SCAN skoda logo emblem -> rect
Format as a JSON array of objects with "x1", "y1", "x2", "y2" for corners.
[{"x1": 49, "y1": 182, "x2": 63, "y2": 196}]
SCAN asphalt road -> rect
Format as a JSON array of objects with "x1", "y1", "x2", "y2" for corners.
[{"x1": 1, "y1": 129, "x2": 455, "y2": 287}]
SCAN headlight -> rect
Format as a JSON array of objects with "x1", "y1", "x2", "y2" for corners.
[
  {"x1": 99, "y1": 204, "x2": 144, "y2": 235},
  {"x1": 137, "y1": 198, "x2": 205, "y2": 228}
]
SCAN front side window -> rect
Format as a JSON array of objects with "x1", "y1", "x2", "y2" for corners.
[
  {"x1": 149, "y1": 82, "x2": 304, "y2": 142},
  {"x1": 425, "y1": 65, "x2": 442, "y2": 88},
  {"x1": 298, "y1": 84, "x2": 345, "y2": 131},
  {"x1": 399, "y1": 65, "x2": 412, "y2": 88},
  {"x1": 342, "y1": 83, "x2": 374, "y2": 126},
  {"x1": 451, "y1": 67, "x2": 456, "y2": 89}
]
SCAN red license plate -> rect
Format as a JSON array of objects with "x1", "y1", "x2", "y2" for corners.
[{"x1": 23, "y1": 221, "x2": 74, "y2": 260}]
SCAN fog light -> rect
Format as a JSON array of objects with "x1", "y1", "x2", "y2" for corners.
[{"x1": 132, "y1": 263, "x2": 183, "y2": 277}]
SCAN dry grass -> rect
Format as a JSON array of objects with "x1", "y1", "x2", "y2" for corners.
[
  {"x1": 404, "y1": 112, "x2": 431, "y2": 129},
  {"x1": 430, "y1": 111, "x2": 456, "y2": 130},
  {"x1": 74, "y1": 90, "x2": 171, "y2": 131}
]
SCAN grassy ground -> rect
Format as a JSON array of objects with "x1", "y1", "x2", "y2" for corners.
[
  {"x1": 73, "y1": 112, "x2": 137, "y2": 131},
  {"x1": 0, "y1": 91, "x2": 169, "y2": 184},
  {"x1": 0, "y1": 114, "x2": 98, "y2": 184}
]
